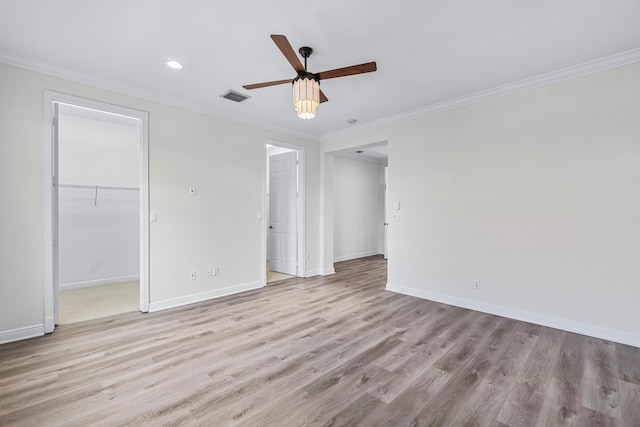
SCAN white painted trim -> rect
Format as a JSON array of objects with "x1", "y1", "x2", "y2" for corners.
[
  {"x1": 43, "y1": 90, "x2": 55, "y2": 333},
  {"x1": 304, "y1": 267, "x2": 335, "y2": 277},
  {"x1": 386, "y1": 283, "x2": 640, "y2": 348},
  {"x1": 59, "y1": 275, "x2": 140, "y2": 291},
  {"x1": 298, "y1": 149, "x2": 306, "y2": 280},
  {"x1": 334, "y1": 251, "x2": 380, "y2": 263},
  {"x1": 261, "y1": 142, "x2": 268, "y2": 286},
  {"x1": 303, "y1": 269, "x2": 321, "y2": 277},
  {"x1": 0, "y1": 324, "x2": 44, "y2": 345},
  {"x1": 139, "y1": 110, "x2": 150, "y2": 313},
  {"x1": 43, "y1": 91, "x2": 151, "y2": 331},
  {"x1": 149, "y1": 281, "x2": 264, "y2": 312},
  {"x1": 321, "y1": 48, "x2": 640, "y2": 141},
  {"x1": 8, "y1": 49, "x2": 640, "y2": 143}
]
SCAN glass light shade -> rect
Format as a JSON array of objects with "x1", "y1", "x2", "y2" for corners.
[{"x1": 293, "y1": 76, "x2": 320, "y2": 119}]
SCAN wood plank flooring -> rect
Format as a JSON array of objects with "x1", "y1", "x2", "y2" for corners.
[{"x1": 1, "y1": 255, "x2": 639, "y2": 426}]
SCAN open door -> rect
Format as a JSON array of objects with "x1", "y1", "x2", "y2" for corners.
[{"x1": 269, "y1": 151, "x2": 297, "y2": 275}]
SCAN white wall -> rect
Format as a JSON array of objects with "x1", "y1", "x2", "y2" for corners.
[
  {"x1": 0, "y1": 62, "x2": 321, "y2": 342},
  {"x1": 333, "y1": 155, "x2": 383, "y2": 261},
  {"x1": 324, "y1": 62, "x2": 640, "y2": 347},
  {"x1": 2, "y1": 58, "x2": 639, "y2": 347},
  {"x1": 58, "y1": 110, "x2": 140, "y2": 288},
  {"x1": 58, "y1": 110, "x2": 140, "y2": 187},
  {"x1": 58, "y1": 187, "x2": 139, "y2": 288}
]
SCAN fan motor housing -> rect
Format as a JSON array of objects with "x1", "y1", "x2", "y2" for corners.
[
  {"x1": 293, "y1": 72, "x2": 319, "y2": 83},
  {"x1": 298, "y1": 46, "x2": 313, "y2": 58}
]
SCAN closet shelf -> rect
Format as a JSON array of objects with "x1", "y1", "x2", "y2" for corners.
[
  {"x1": 59, "y1": 184, "x2": 139, "y2": 191},
  {"x1": 58, "y1": 184, "x2": 139, "y2": 206}
]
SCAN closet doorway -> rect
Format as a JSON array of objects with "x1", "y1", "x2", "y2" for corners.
[{"x1": 43, "y1": 91, "x2": 149, "y2": 331}]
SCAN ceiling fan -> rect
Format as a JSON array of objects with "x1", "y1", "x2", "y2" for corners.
[{"x1": 243, "y1": 34, "x2": 377, "y2": 119}]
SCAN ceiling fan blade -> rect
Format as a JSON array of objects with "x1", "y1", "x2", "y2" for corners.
[
  {"x1": 316, "y1": 62, "x2": 377, "y2": 80},
  {"x1": 320, "y1": 90, "x2": 328, "y2": 103},
  {"x1": 242, "y1": 79, "x2": 292, "y2": 90},
  {"x1": 271, "y1": 34, "x2": 305, "y2": 74}
]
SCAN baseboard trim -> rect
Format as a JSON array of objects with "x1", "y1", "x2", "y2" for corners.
[
  {"x1": 334, "y1": 251, "x2": 379, "y2": 263},
  {"x1": 60, "y1": 275, "x2": 140, "y2": 290},
  {"x1": 305, "y1": 267, "x2": 335, "y2": 277},
  {"x1": 149, "y1": 280, "x2": 264, "y2": 312},
  {"x1": 386, "y1": 283, "x2": 640, "y2": 348},
  {"x1": 304, "y1": 269, "x2": 321, "y2": 277},
  {"x1": 44, "y1": 316, "x2": 54, "y2": 334},
  {"x1": 0, "y1": 324, "x2": 44, "y2": 345},
  {"x1": 139, "y1": 298, "x2": 150, "y2": 313}
]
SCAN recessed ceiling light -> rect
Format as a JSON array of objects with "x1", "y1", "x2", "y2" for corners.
[{"x1": 165, "y1": 60, "x2": 184, "y2": 70}]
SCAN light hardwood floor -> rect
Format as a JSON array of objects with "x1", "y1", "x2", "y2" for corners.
[{"x1": 1, "y1": 256, "x2": 639, "y2": 426}]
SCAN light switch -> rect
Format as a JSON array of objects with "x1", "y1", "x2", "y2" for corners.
[
  {"x1": 150, "y1": 212, "x2": 158, "y2": 223},
  {"x1": 393, "y1": 213, "x2": 400, "y2": 221},
  {"x1": 394, "y1": 201, "x2": 401, "y2": 210},
  {"x1": 189, "y1": 186, "x2": 196, "y2": 196}
]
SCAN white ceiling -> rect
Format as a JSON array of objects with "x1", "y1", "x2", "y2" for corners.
[
  {"x1": 336, "y1": 144, "x2": 389, "y2": 165},
  {"x1": 1, "y1": 1, "x2": 639, "y2": 140}
]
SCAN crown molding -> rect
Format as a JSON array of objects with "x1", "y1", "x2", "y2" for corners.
[
  {"x1": 2, "y1": 48, "x2": 639, "y2": 144},
  {"x1": 320, "y1": 48, "x2": 640, "y2": 142},
  {"x1": 0, "y1": 53, "x2": 321, "y2": 143}
]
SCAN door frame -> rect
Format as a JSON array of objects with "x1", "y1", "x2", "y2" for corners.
[
  {"x1": 384, "y1": 166, "x2": 389, "y2": 259},
  {"x1": 323, "y1": 141, "x2": 388, "y2": 272},
  {"x1": 43, "y1": 90, "x2": 150, "y2": 333},
  {"x1": 262, "y1": 138, "x2": 306, "y2": 284}
]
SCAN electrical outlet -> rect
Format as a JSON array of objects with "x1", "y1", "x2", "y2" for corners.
[
  {"x1": 474, "y1": 279, "x2": 480, "y2": 289},
  {"x1": 213, "y1": 267, "x2": 220, "y2": 276},
  {"x1": 189, "y1": 271, "x2": 197, "y2": 280},
  {"x1": 205, "y1": 267, "x2": 212, "y2": 277}
]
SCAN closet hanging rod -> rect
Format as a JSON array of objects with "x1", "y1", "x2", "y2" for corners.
[{"x1": 58, "y1": 184, "x2": 140, "y2": 191}]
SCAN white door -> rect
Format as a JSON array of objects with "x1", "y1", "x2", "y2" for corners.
[
  {"x1": 384, "y1": 166, "x2": 388, "y2": 260},
  {"x1": 269, "y1": 151, "x2": 297, "y2": 275}
]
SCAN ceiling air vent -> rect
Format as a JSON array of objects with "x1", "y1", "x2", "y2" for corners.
[{"x1": 220, "y1": 90, "x2": 251, "y2": 103}]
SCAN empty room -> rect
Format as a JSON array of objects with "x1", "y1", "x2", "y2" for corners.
[{"x1": 1, "y1": 1, "x2": 639, "y2": 425}]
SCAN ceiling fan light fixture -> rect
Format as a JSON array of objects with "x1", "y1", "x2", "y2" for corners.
[
  {"x1": 243, "y1": 35, "x2": 376, "y2": 120},
  {"x1": 293, "y1": 75, "x2": 319, "y2": 120}
]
